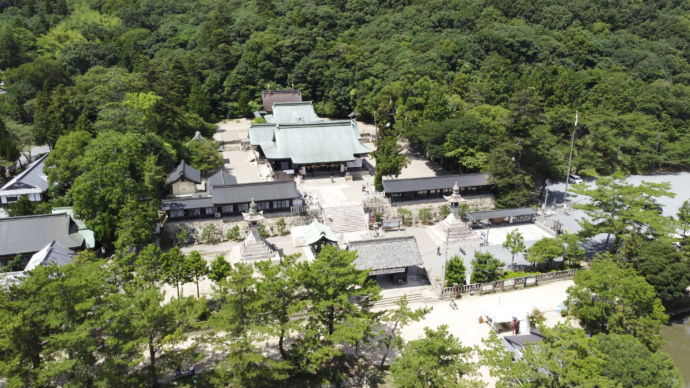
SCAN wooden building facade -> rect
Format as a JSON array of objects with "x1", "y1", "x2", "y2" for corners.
[
  {"x1": 161, "y1": 181, "x2": 302, "y2": 220},
  {"x1": 382, "y1": 173, "x2": 494, "y2": 203}
]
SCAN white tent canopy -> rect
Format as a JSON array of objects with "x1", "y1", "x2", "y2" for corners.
[{"x1": 484, "y1": 303, "x2": 532, "y2": 334}]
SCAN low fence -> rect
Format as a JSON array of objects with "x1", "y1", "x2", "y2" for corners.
[{"x1": 440, "y1": 269, "x2": 579, "y2": 298}]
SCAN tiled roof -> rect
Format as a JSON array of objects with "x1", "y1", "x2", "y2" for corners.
[
  {"x1": 161, "y1": 196, "x2": 214, "y2": 210},
  {"x1": 349, "y1": 236, "x2": 423, "y2": 271},
  {"x1": 0, "y1": 153, "x2": 49, "y2": 196},
  {"x1": 250, "y1": 121, "x2": 374, "y2": 164},
  {"x1": 166, "y1": 160, "x2": 201, "y2": 184},
  {"x1": 261, "y1": 89, "x2": 302, "y2": 112},
  {"x1": 269, "y1": 102, "x2": 322, "y2": 124},
  {"x1": 207, "y1": 170, "x2": 237, "y2": 191},
  {"x1": 303, "y1": 218, "x2": 338, "y2": 245},
  {"x1": 382, "y1": 173, "x2": 492, "y2": 194},
  {"x1": 0, "y1": 213, "x2": 85, "y2": 257},
  {"x1": 24, "y1": 240, "x2": 75, "y2": 272},
  {"x1": 161, "y1": 181, "x2": 301, "y2": 210},
  {"x1": 466, "y1": 207, "x2": 537, "y2": 221},
  {"x1": 211, "y1": 181, "x2": 300, "y2": 204}
]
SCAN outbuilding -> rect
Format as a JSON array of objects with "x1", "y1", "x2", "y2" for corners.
[
  {"x1": 382, "y1": 173, "x2": 494, "y2": 203},
  {"x1": 348, "y1": 236, "x2": 424, "y2": 284}
]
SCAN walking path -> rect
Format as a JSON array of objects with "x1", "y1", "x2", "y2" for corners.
[{"x1": 400, "y1": 279, "x2": 574, "y2": 386}]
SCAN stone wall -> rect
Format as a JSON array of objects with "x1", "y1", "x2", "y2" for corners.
[
  {"x1": 388, "y1": 195, "x2": 496, "y2": 224},
  {"x1": 165, "y1": 213, "x2": 313, "y2": 245}
]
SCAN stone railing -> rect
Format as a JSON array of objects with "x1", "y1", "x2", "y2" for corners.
[{"x1": 441, "y1": 269, "x2": 579, "y2": 298}]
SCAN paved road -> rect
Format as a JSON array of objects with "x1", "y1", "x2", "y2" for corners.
[{"x1": 543, "y1": 172, "x2": 690, "y2": 235}]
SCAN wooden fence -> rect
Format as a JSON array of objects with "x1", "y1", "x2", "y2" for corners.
[{"x1": 441, "y1": 269, "x2": 579, "y2": 298}]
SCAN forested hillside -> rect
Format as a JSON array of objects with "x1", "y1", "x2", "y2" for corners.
[{"x1": 1, "y1": 0, "x2": 690, "y2": 209}]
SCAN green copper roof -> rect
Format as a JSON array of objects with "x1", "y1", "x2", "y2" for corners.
[
  {"x1": 250, "y1": 120, "x2": 374, "y2": 164},
  {"x1": 269, "y1": 101, "x2": 322, "y2": 124},
  {"x1": 303, "y1": 218, "x2": 339, "y2": 245}
]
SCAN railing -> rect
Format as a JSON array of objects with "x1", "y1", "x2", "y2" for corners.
[{"x1": 441, "y1": 269, "x2": 579, "y2": 298}]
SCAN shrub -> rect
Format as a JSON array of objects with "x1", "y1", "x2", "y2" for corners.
[
  {"x1": 200, "y1": 223, "x2": 221, "y2": 244},
  {"x1": 398, "y1": 208, "x2": 413, "y2": 226},
  {"x1": 225, "y1": 225, "x2": 243, "y2": 241},
  {"x1": 9, "y1": 254, "x2": 24, "y2": 271},
  {"x1": 257, "y1": 223, "x2": 270, "y2": 238},
  {"x1": 276, "y1": 218, "x2": 288, "y2": 235},
  {"x1": 418, "y1": 208, "x2": 433, "y2": 224},
  {"x1": 458, "y1": 203, "x2": 470, "y2": 221},
  {"x1": 439, "y1": 205, "x2": 451, "y2": 219},
  {"x1": 176, "y1": 226, "x2": 190, "y2": 246}
]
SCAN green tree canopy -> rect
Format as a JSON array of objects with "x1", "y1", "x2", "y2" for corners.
[
  {"x1": 391, "y1": 325, "x2": 480, "y2": 388},
  {"x1": 445, "y1": 255, "x2": 467, "y2": 287},
  {"x1": 70, "y1": 130, "x2": 173, "y2": 249},
  {"x1": 525, "y1": 237, "x2": 564, "y2": 269},
  {"x1": 481, "y1": 324, "x2": 681, "y2": 387},
  {"x1": 471, "y1": 251, "x2": 504, "y2": 283},
  {"x1": 297, "y1": 245, "x2": 381, "y2": 376},
  {"x1": 564, "y1": 257, "x2": 668, "y2": 350},
  {"x1": 502, "y1": 229, "x2": 526, "y2": 269},
  {"x1": 573, "y1": 174, "x2": 675, "y2": 251}
]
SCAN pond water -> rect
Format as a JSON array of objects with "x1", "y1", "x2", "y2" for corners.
[{"x1": 661, "y1": 316, "x2": 690, "y2": 387}]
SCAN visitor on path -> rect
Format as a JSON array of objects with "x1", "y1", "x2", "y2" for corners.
[{"x1": 512, "y1": 317, "x2": 520, "y2": 335}]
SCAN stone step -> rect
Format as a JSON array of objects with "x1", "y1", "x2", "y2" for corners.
[
  {"x1": 240, "y1": 239, "x2": 275, "y2": 261},
  {"x1": 375, "y1": 293, "x2": 425, "y2": 309},
  {"x1": 323, "y1": 205, "x2": 368, "y2": 233},
  {"x1": 427, "y1": 219, "x2": 482, "y2": 247}
]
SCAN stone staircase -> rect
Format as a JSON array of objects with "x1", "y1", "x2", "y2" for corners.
[
  {"x1": 375, "y1": 293, "x2": 425, "y2": 309},
  {"x1": 239, "y1": 230, "x2": 277, "y2": 261},
  {"x1": 323, "y1": 205, "x2": 368, "y2": 234},
  {"x1": 427, "y1": 213, "x2": 481, "y2": 247}
]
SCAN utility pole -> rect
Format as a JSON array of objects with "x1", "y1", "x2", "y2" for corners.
[{"x1": 563, "y1": 111, "x2": 578, "y2": 208}]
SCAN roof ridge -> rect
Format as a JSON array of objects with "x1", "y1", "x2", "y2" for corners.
[
  {"x1": 272, "y1": 101, "x2": 312, "y2": 106},
  {"x1": 213, "y1": 180, "x2": 293, "y2": 189},
  {"x1": 162, "y1": 195, "x2": 212, "y2": 202},
  {"x1": 351, "y1": 235, "x2": 415, "y2": 244},
  {"x1": 0, "y1": 153, "x2": 49, "y2": 190},
  {"x1": 0, "y1": 212, "x2": 67, "y2": 222},
  {"x1": 383, "y1": 172, "x2": 488, "y2": 183}
]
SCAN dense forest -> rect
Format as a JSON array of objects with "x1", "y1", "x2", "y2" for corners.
[
  {"x1": 1, "y1": 1, "x2": 689, "y2": 385},
  {"x1": 1, "y1": 0, "x2": 689, "y2": 209}
]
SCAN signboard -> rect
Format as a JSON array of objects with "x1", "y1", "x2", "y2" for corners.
[
  {"x1": 369, "y1": 267, "x2": 405, "y2": 276},
  {"x1": 525, "y1": 277, "x2": 537, "y2": 286}
]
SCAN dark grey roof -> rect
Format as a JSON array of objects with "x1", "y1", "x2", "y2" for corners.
[
  {"x1": 503, "y1": 332, "x2": 545, "y2": 347},
  {"x1": 0, "y1": 213, "x2": 85, "y2": 257},
  {"x1": 0, "y1": 153, "x2": 49, "y2": 193},
  {"x1": 382, "y1": 173, "x2": 492, "y2": 193},
  {"x1": 24, "y1": 240, "x2": 75, "y2": 272},
  {"x1": 207, "y1": 170, "x2": 237, "y2": 191},
  {"x1": 466, "y1": 207, "x2": 538, "y2": 221},
  {"x1": 166, "y1": 160, "x2": 201, "y2": 184},
  {"x1": 211, "y1": 181, "x2": 301, "y2": 205},
  {"x1": 262, "y1": 89, "x2": 302, "y2": 112},
  {"x1": 349, "y1": 236, "x2": 423, "y2": 271},
  {"x1": 161, "y1": 196, "x2": 214, "y2": 210}
]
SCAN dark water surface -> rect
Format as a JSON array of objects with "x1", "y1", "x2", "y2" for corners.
[{"x1": 661, "y1": 316, "x2": 690, "y2": 388}]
